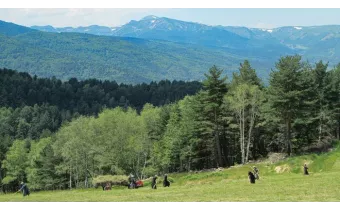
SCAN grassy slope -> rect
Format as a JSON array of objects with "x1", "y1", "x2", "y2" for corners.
[{"x1": 1, "y1": 143, "x2": 340, "y2": 202}]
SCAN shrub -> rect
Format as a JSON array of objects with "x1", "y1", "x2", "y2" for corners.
[{"x1": 92, "y1": 175, "x2": 128, "y2": 188}]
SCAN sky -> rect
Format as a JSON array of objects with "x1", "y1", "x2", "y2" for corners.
[{"x1": 1, "y1": 8, "x2": 340, "y2": 28}]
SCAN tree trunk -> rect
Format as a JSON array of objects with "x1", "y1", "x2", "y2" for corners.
[
  {"x1": 179, "y1": 158, "x2": 182, "y2": 172},
  {"x1": 136, "y1": 155, "x2": 140, "y2": 179},
  {"x1": 286, "y1": 119, "x2": 292, "y2": 156},
  {"x1": 221, "y1": 124, "x2": 229, "y2": 167},
  {"x1": 0, "y1": 167, "x2": 2, "y2": 184},
  {"x1": 337, "y1": 119, "x2": 340, "y2": 140},
  {"x1": 141, "y1": 153, "x2": 147, "y2": 180},
  {"x1": 188, "y1": 157, "x2": 191, "y2": 172},
  {"x1": 92, "y1": 154, "x2": 95, "y2": 179},
  {"x1": 69, "y1": 165, "x2": 72, "y2": 190},
  {"x1": 319, "y1": 122, "x2": 322, "y2": 142},
  {"x1": 75, "y1": 166, "x2": 79, "y2": 188},
  {"x1": 246, "y1": 112, "x2": 255, "y2": 162},
  {"x1": 253, "y1": 127, "x2": 260, "y2": 159},
  {"x1": 215, "y1": 131, "x2": 222, "y2": 167},
  {"x1": 242, "y1": 108, "x2": 246, "y2": 164},
  {"x1": 84, "y1": 155, "x2": 88, "y2": 188},
  {"x1": 85, "y1": 174, "x2": 88, "y2": 188},
  {"x1": 319, "y1": 110, "x2": 323, "y2": 142},
  {"x1": 0, "y1": 162, "x2": 2, "y2": 182},
  {"x1": 238, "y1": 110, "x2": 244, "y2": 164},
  {"x1": 214, "y1": 109, "x2": 223, "y2": 167}
]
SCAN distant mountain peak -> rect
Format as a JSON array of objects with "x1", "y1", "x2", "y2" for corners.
[
  {"x1": 141, "y1": 15, "x2": 159, "y2": 21},
  {"x1": 294, "y1": 26, "x2": 302, "y2": 30}
]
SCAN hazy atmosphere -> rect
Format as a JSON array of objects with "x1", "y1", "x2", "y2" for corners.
[{"x1": 1, "y1": 8, "x2": 340, "y2": 28}]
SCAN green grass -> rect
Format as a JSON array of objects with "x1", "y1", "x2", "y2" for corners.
[{"x1": 1, "y1": 144, "x2": 340, "y2": 202}]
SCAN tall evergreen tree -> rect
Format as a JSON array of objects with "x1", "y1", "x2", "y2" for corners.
[
  {"x1": 231, "y1": 60, "x2": 263, "y2": 88},
  {"x1": 267, "y1": 55, "x2": 305, "y2": 156},
  {"x1": 199, "y1": 65, "x2": 228, "y2": 167},
  {"x1": 327, "y1": 64, "x2": 340, "y2": 139},
  {"x1": 311, "y1": 61, "x2": 330, "y2": 142}
]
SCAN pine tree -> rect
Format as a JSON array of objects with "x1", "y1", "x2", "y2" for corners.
[
  {"x1": 199, "y1": 65, "x2": 228, "y2": 167},
  {"x1": 231, "y1": 60, "x2": 263, "y2": 88},
  {"x1": 327, "y1": 64, "x2": 340, "y2": 139},
  {"x1": 311, "y1": 61, "x2": 330, "y2": 142},
  {"x1": 267, "y1": 55, "x2": 305, "y2": 156}
]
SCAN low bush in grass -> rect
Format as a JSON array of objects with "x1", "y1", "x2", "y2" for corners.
[{"x1": 92, "y1": 175, "x2": 128, "y2": 188}]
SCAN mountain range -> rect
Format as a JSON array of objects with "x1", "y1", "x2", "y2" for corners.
[{"x1": 0, "y1": 15, "x2": 339, "y2": 83}]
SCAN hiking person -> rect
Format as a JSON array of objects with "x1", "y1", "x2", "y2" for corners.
[
  {"x1": 128, "y1": 174, "x2": 136, "y2": 189},
  {"x1": 304, "y1": 163, "x2": 309, "y2": 175},
  {"x1": 163, "y1": 174, "x2": 170, "y2": 187},
  {"x1": 100, "y1": 182, "x2": 106, "y2": 190},
  {"x1": 151, "y1": 175, "x2": 157, "y2": 189},
  {"x1": 104, "y1": 182, "x2": 112, "y2": 191},
  {"x1": 253, "y1": 166, "x2": 259, "y2": 180},
  {"x1": 17, "y1": 182, "x2": 30, "y2": 196},
  {"x1": 248, "y1": 172, "x2": 256, "y2": 184}
]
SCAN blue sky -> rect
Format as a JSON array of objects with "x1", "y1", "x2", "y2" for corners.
[{"x1": 1, "y1": 8, "x2": 340, "y2": 28}]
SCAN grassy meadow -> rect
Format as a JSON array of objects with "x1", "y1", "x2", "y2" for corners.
[{"x1": 1, "y1": 144, "x2": 340, "y2": 202}]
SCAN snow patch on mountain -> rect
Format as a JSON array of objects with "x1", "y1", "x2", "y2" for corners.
[
  {"x1": 142, "y1": 15, "x2": 159, "y2": 21},
  {"x1": 260, "y1": 28, "x2": 273, "y2": 33}
]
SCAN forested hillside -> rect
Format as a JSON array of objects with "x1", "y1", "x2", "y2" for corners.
[
  {"x1": 0, "y1": 20, "x2": 275, "y2": 84},
  {"x1": 1, "y1": 56, "x2": 339, "y2": 192},
  {"x1": 0, "y1": 68, "x2": 202, "y2": 113},
  {"x1": 31, "y1": 16, "x2": 340, "y2": 68}
]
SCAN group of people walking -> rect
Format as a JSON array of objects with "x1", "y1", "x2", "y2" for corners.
[
  {"x1": 127, "y1": 173, "x2": 170, "y2": 190},
  {"x1": 248, "y1": 166, "x2": 260, "y2": 184},
  {"x1": 15, "y1": 163, "x2": 310, "y2": 197},
  {"x1": 248, "y1": 163, "x2": 310, "y2": 184},
  {"x1": 151, "y1": 174, "x2": 171, "y2": 189}
]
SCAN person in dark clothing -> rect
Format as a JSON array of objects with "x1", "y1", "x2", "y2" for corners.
[
  {"x1": 101, "y1": 183, "x2": 105, "y2": 191},
  {"x1": 128, "y1": 174, "x2": 136, "y2": 189},
  {"x1": 151, "y1": 175, "x2": 157, "y2": 189},
  {"x1": 128, "y1": 174, "x2": 133, "y2": 183},
  {"x1": 18, "y1": 182, "x2": 30, "y2": 196},
  {"x1": 163, "y1": 174, "x2": 170, "y2": 187},
  {"x1": 253, "y1": 166, "x2": 259, "y2": 180},
  {"x1": 304, "y1": 164, "x2": 309, "y2": 175},
  {"x1": 104, "y1": 182, "x2": 112, "y2": 191},
  {"x1": 248, "y1": 172, "x2": 256, "y2": 184}
]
